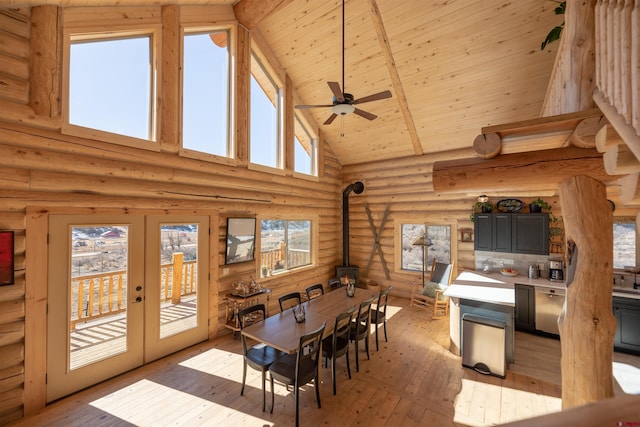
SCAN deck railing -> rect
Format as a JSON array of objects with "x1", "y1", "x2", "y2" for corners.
[
  {"x1": 594, "y1": 0, "x2": 639, "y2": 137},
  {"x1": 260, "y1": 243, "x2": 311, "y2": 276},
  {"x1": 70, "y1": 253, "x2": 196, "y2": 328}
]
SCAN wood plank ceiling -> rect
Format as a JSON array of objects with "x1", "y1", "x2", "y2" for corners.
[{"x1": 8, "y1": 0, "x2": 564, "y2": 166}]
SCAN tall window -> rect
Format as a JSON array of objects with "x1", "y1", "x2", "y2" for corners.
[
  {"x1": 294, "y1": 115, "x2": 317, "y2": 176},
  {"x1": 399, "y1": 223, "x2": 451, "y2": 273},
  {"x1": 250, "y1": 51, "x2": 282, "y2": 168},
  {"x1": 182, "y1": 30, "x2": 231, "y2": 157},
  {"x1": 260, "y1": 219, "x2": 311, "y2": 277},
  {"x1": 614, "y1": 221, "x2": 636, "y2": 269},
  {"x1": 68, "y1": 33, "x2": 154, "y2": 141}
]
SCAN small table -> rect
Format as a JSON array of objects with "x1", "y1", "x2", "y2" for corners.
[
  {"x1": 242, "y1": 287, "x2": 376, "y2": 354},
  {"x1": 224, "y1": 288, "x2": 271, "y2": 337}
]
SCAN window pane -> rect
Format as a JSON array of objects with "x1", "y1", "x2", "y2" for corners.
[
  {"x1": 294, "y1": 115, "x2": 316, "y2": 175},
  {"x1": 183, "y1": 31, "x2": 230, "y2": 157},
  {"x1": 401, "y1": 223, "x2": 451, "y2": 271},
  {"x1": 250, "y1": 53, "x2": 280, "y2": 168},
  {"x1": 287, "y1": 220, "x2": 311, "y2": 269},
  {"x1": 614, "y1": 222, "x2": 636, "y2": 269},
  {"x1": 159, "y1": 224, "x2": 198, "y2": 339},
  {"x1": 69, "y1": 36, "x2": 152, "y2": 140},
  {"x1": 260, "y1": 219, "x2": 312, "y2": 277}
]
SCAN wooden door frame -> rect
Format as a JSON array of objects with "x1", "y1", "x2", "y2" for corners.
[{"x1": 23, "y1": 207, "x2": 219, "y2": 415}]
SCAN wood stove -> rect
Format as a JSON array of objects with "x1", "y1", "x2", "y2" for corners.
[{"x1": 335, "y1": 181, "x2": 364, "y2": 287}]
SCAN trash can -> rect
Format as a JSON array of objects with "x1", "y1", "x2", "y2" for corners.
[{"x1": 462, "y1": 313, "x2": 506, "y2": 378}]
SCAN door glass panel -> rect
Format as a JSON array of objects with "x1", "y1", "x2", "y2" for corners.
[
  {"x1": 160, "y1": 224, "x2": 198, "y2": 339},
  {"x1": 70, "y1": 225, "x2": 129, "y2": 370}
]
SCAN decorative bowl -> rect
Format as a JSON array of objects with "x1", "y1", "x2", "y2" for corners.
[{"x1": 500, "y1": 268, "x2": 518, "y2": 277}]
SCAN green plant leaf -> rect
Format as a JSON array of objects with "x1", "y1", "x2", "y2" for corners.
[{"x1": 541, "y1": 25, "x2": 564, "y2": 50}]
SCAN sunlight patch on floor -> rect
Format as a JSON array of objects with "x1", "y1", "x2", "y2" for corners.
[
  {"x1": 614, "y1": 362, "x2": 640, "y2": 394},
  {"x1": 453, "y1": 377, "x2": 561, "y2": 426},
  {"x1": 90, "y1": 379, "x2": 272, "y2": 426},
  {"x1": 178, "y1": 347, "x2": 241, "y2": 374}
]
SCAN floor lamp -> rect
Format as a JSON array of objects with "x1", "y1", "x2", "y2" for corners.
[{"x1": 412, "y1": 235, "x2": 430, "y2": 286}]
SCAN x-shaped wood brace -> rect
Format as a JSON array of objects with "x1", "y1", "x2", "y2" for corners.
[{"x1": 365, "y1": 202, "x2": 391, "y2": 279}]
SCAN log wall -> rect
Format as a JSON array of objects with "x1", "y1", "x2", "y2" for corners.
[{"x1": 0, "y1": 5, "x2": 343, "y2": 422}]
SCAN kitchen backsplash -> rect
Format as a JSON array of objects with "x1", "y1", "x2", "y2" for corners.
[{"x1": 475, "y1": 251, "x2": 551, "y2": 278}]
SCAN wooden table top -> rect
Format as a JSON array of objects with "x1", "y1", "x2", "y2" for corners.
[{"x1": 241, "y1": 287, "x2": 377, "y2": 354}]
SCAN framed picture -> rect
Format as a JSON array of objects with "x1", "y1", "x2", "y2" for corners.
[
  {"x1": 225, "y1": 218, "x2": 256, "y2": 265},
  {"x1": 0, "y1": 231, "x2": 14, "y2": 286},
  {"x1": 461, "y1": 229, "x2": 473, "y2": 243}
]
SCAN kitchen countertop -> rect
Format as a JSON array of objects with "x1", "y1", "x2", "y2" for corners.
[{"x1": 445, "y1": 269, "x2": 640, "y2": 301}]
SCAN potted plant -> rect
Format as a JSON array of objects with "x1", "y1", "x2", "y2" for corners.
[
  {"x1": 470, "y1": 200, "x2": 494, "y2": 220},
  {"x1": 529, "y1": 198, "x2": 558, "y2": 222}
]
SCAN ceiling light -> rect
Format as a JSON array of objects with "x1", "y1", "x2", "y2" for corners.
[{"x1": 333, "y1": 103, "x2": 355, "y2": 116}]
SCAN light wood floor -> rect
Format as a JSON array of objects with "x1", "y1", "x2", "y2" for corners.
[{"x1": 12, "y1": 296, "x2": 639, "y2": 426}]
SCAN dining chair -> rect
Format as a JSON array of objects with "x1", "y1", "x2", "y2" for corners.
[
  {"x1": 322, "y1": 306, "x2": 355, "y2": 395},
  {"x1": 269, "y1": 322, "x2": 326, "y2": 427},
  {"x1": 278, "y1": 292, "x2": 302, "y2": 312},
  {"x1": 305, "y1": 283, "x2": 324, "y2": 300},
  {"x1": 370, "y1": 285, "x2": 392, "y2": 351},
  {"x1": 328, "y1": 277, "x2": 342, "y2": 290},
  {"x1": 349, "y1": 295, "x2": 375, "y2": 372},
  {"x1": 237, "y1": 304, "x2": 286, "y2": 412}
]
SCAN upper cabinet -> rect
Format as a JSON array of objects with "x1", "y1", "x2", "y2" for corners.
[{"x1": 474, "y1": 213, "x2": 548, "y2": 255}]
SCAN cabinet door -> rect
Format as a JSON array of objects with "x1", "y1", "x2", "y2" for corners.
[
  {"x1": 515, "y1": 284, "x2": 535, "y2": 331},
  {"x1": 614, "y1": 299, "x2": 640, "y2": 355},
  {"x1": 474, "y1": 214, "x2": 493, "y2": 251},
  {"x1": 512, "y1": 213, "x2": 549, "y2": 254},
  {"x1": 493, "y1": 213, "x2": 512, "y2": 253}
]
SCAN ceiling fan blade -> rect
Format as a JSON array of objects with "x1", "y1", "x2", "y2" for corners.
[
  {"x1": 354, "y1": 108, "x2": 377, "y2": 121},
  {"x1": 295, "y1": 104, "x2": 334, "y2": 109},
  {"x1": 352, "y1": 90, "x2": 392, "y2": 105},
  {"x1": 327, "y1": 82, "x2": 344, "y2": 102},
  {"x1": 324, "y1": 113, "x2": 338, "y2": 125}
]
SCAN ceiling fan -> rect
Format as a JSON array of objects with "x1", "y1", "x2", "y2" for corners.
[{"x1": 294, "y1": 0, "x2": 392, "y2": 125}]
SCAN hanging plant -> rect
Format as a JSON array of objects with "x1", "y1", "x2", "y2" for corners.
[{"x1": 540, "y1": 1, "x2": 566, "y2": 50}]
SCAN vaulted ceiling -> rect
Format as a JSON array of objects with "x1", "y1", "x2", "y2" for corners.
[
  {"x1": 249, "y1": 0, "x2": 563, "y2": 165},
  {"x1": 10, "y1": 0, "x2": 564, "y2": 166}
]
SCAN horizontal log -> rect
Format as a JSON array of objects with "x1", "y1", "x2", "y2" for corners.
[
  {"x1": 481, "y1": 108, "x2": 602, "y2": 138},
  {"x1": 595, "y1": 123, "x2": 624, "y2": 152},
  {"x1": 618, "y1": 173, "x2": 640, "y2": 205},
  {"x1": 603, "y1": 144, "x2": 640, "y2": 175},
  {"x1": 473, "y1": 133, "x2": 501, "y2": 158},
  {"x1": 432, "y1": 147, "x2": 614, "y2": 194}
]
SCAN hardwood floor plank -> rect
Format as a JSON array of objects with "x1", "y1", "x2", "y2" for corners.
[{"x1": 12, "y1": 295, "x2": 639, "y2": 427}]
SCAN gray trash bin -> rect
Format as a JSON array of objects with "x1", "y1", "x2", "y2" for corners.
[{"x1": 462, "y1": 313, "x2": 506, "y2": 378}]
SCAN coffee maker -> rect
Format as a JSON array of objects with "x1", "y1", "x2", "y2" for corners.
[{"x1": 549, "y1": 259, "x2": 564, "y2": 282}]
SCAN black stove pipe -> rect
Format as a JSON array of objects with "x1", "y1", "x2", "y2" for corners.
[{"x1": 342, "y1": 181, "x2": 364, "y2": 266}]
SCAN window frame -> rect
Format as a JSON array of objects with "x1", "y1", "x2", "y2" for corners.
[
  {"x1": 293, "y1": 111, "x2": 319, "y2": 178},
  {"x1": 248, "y1": 44, "x2": 285, "y2": 173},
  {"x1": 394, "y1": 217, "x2": 457, "y2": 275},
  {"x1": 179, "y1": 25, "x2": 235, "y2": 164},
  {"x1": 257, "y1": 215, "x2": 318, "y2": 280},
  {"x1": 61, "y1": 26, "x2": 161, "y2": 150}
]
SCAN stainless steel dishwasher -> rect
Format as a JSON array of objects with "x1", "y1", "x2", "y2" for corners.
[{"x1": 534, "y1": 286, "x2": 565, "y2": 335}]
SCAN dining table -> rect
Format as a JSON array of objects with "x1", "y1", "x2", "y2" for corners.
[{"x1": 241, "y1": 286, "x2": 377, "y2": 354}]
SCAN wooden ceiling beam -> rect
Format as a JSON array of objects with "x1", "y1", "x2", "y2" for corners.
[
  {"x1": 432, "y1": 147, "x2": 616, "y2": 194},
  {"x1": 233, "y1": 0, "x2": 293, "y2": 30},
  {"x1": 367, "y1": 0, "x2": 423, "y2": 156}
]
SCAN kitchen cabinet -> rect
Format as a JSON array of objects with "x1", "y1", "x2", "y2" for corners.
[
  {"x1": 474, "y1": 213, "x2": 511, "y2": 252},
  {"x1": 613, "y1": 296, "x2": 640, "y2": 355},
  {"x1": 474, "y1": 213, "x2": 548, "y2": 255},
  {"x1": 514, "y1": 283, "x2": 535, "y2": 332}
]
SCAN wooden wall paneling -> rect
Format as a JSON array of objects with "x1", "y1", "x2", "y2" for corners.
[
  {"x1": 24, "y1": 208, "x2": 47, "y2": 415},
  {"x1": 159, "y1": 5, "x2": 180, "y2": 154},
  {"x1": 235, "y1": 25, "x2": 250, "y2": 165},
  {"x1": 179, "y1": 5, "x2": 235, "y2": 24},
  {"x1": 62, "y1": 6, "x2": 161, "y2": 29},
  {"x1": 29, "y1": 6, "x2": 61, "y2": 119}
]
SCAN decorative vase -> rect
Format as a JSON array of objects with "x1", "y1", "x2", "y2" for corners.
[
  {"x1": 293, "y1": 304, "x2": 306, "y2": 323},
  {"x1": 346, "y1": 282, "x2": 356, "y2": 297}
]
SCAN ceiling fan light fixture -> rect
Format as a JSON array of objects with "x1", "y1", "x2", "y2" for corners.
[{"x1": 333, "y1": 103, "x2": 355, "y2": 115}]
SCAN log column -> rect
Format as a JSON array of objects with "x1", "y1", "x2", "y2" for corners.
[{"x1": 558, "y1": 174, "x2": 615, "y2": 409}]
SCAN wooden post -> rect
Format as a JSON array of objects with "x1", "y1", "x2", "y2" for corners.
[
  {"x1": 558, "y1": 175, "x2": 615, "y2": 409},
  {"x1": 171, "y1": 252, "x2": 184, "y2": 304}
]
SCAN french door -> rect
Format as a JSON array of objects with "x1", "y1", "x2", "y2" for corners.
[{"x1": 47, "y1": 214, "x2": 209, "y2": 402}]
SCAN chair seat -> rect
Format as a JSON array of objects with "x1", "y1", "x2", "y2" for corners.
[
  {"x1": 349, "y1": 321, "x2": 368, "y2": 339},
  {"x1": 370, "y1": 309, "x2": 385, "y2": 325},
  {"x1": 246, "y1": 343, "x2": 286, "y2": 371},
  {"x1": 269, "y1": 353, "x2": 318, "y2": 385},
  {"x1": 321, "y1": 335, "x2": 349, "y2": 356}
]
